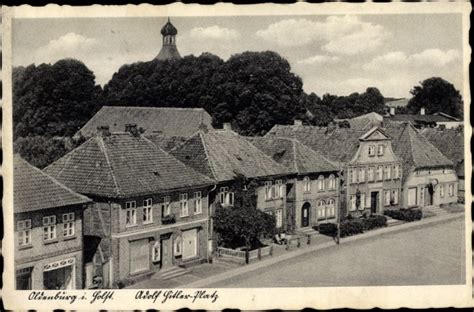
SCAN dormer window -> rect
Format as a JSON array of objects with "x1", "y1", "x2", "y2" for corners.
[
  {"x1": 368, "y1": 145, "x2": 376, "y2": 157},
  {"x1": 377, "y1": 145, "x2": 384, "y2": 156}
]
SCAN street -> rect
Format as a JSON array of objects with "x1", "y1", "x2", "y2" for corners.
[{"x1": 206, "y1": 217, "x2": 465, "y2": 287}]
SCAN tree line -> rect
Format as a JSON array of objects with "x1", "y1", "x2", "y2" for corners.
[{"x1": 13, "y1": 51, "x2": 463, "y2": 168}]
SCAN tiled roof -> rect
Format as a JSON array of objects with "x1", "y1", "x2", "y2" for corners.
[
  {"x1": 145, "y1": 134, "x2": 188, "y2": 151},
  {"x1": 384, "y1": 113, "x2": 460, "y2": 123},
  {"x1": 420, "y1": 127, "x2": 465, "y2": 177},
  {"x1": 337, "y1": 112, "x2": 384, "y2": 131},
  {"x1": 170, "y1": 130, "x2": 293, "y2": 182},
  {"x1": 14, "y1": 154, "x2": 91, "y2": 213},
  {"x1": 266, "y1": 125, "x2": 367, "y2": 167},
  {"x1": 44, "y1": 132, "x2": 215, "y2": 198},
  {"x1": 383, "y1": 122, "x2": 454, "y2": 183},
  {"x1": 385, "y1": 98, "x2": 409, "y2": 108},
  {"x1": 247, "y1": 136, "x2": 338, "y2": 174},
  {"x1": 77, "y1": 106, "x2": 213, "y2": 138}
]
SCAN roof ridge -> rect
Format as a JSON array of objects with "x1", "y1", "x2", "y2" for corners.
[
  {"x1": 97, "y1": 136, "x2": 123, "y2": 197},
  {"x1": 102, "y1": 106, "x2": 208, "y2": 112},
  {"x1": 20, "y1": 156, "x2": 91, "y2": 204}
]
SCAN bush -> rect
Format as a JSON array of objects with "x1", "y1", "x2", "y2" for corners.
[
  {"x1": 317, "y1": 215, "x2": 387, "y2": 238},
  {"x1": 384, "y1": 209, "x2": 422, "y2": 222}
]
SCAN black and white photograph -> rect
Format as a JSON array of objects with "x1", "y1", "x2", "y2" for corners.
[{"x1": 1, "y1": 3, "x2": 471, "y2": 310}]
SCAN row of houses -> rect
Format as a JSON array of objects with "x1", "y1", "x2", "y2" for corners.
[{"x1": 14, "y1": 106, "x2": 462, "y2": 289}]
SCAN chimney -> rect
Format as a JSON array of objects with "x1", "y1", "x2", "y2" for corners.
[
  {"x1": 198, "y1": 123, "x2": 209, "y2": 133},
  {"x1": 125, "y1": 123, "x2": 139, "y2": 136},
  {"x1": 420, "y1": 107, "x2": 426, "y2": 115},
  {"x1": 294, "y1": 119, "x2": 303, "y2": 126},
  {"x1": 97, "y1": 126, "x2": 110, "y2": 137},
  {"x1": 389, "y1": 107, "x2": 395, "y2": 116},
  {"x1": 223, "y1": 123, "x2": 232, "y2": 131}
]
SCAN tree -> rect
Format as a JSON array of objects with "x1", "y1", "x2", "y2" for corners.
[
  {"x1": 13, "y1": 135, "x2": 86, "y2": 169},
  {"x1": 407, "y1": 77, "x2": 463, "y2": 118},
  {"x1": 13, "y1": 59, "x2": 102, "y2": 138},
  {"x1": 213, "y1": 178, "x2": 276, "y2": 250}
]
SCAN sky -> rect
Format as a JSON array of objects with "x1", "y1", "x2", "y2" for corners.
[{"x1": 12, "y1": 14, "x2": 464, "y2": 98}]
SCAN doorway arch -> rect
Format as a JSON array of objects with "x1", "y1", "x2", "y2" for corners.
[{"x1": 301, "y1": 202, "x2": 311, "y2": 227}]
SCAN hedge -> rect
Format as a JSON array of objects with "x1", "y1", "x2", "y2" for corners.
[
  {"x1": 316, "y1": 215, "x2": 387, "y2": 238},
  {"x1": 384, "y1": 209, "x2": 422, "y2": 222}
]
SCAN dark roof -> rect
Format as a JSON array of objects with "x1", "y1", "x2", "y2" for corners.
[
  {"x1": 145, "y1": 134, "x2": 188, "y2": 151},
  {"x1": 14, "y1": 154, "x2": 91, "y2": 213},
  {"x1": 384, "y1": 113, "x2": 460, "y2": 123},
  {"x1": 161, "y1": 18, "x2": 178, "y2": 36},
  {"x1": 420, "y1": 127, "x2": 465, "y2": 177},
  {"x1": 170, "y1": 130, "x2": 293, "y2": 182},
  {"x1": 383, "y1": 122, "x2": 454, "y2": 183},
  {"x1": 44, "y1": 132, "x2": 215, "y2": 198},
  {"x1": 247, "y1": 137, "x2": 338, "y2": 174},
  {"x1": 77, "y1": 106, "x2": 213, "y2": 138},
  {"x1": 266, "y1": 125, "x2": 367, "y2": 168}
]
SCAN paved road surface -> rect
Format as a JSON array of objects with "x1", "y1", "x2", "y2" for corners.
[{"x1": 207, "y1": 218, "x2": 465, "y2": 287}]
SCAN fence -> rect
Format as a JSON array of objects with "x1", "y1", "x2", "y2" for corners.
[{"x1": 216, "y1": 246, "x2": 273, "y2": 263}]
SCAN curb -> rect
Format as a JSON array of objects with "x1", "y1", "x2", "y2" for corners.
[{"x1": 180, "y1": 213, "x2": 464, "y2": 288}]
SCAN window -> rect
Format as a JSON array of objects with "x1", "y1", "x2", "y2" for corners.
[
  {"x1": 449, "y1": 184, "x2": 454, "y2": 197},
  {"x1": 62, "y1": 213, "x2": 75, "y2": 237},
  {"x1": 384, "y1": 166, "x2": 391, "y2": 180},
  {"x1": 377, "y1": 145, "x2": 384, "y2": 156},
  {"x1": 392, "y1": 164, "x2": 398, "y2": 179},
  {"x1": 377, "y1": 166, "x2": 383, "y2": 181},
  {"x1": 318, "y1": 175, "x2": 325, "y2": 191},
  {"x1": 43, "y1": 216, "x2": 57, "y2": 241},
  {"x1": 360, "y1": 193, "x2": 366, "y2": 210},
  {"x1": 275, "y1": 180, "x2": 284, "y2": 198},
  {"x1": 179, "y1": 193, "x2": 189, "y2": 217},
  {"x1": 219, "y1": 187, "x2": 234, "y2": 206},
  {"x1": 318, "y1": 200, "x2": 326, "y2": 219},
  {"x1": 349, "y1": 195, "x2": 356, "y2": 211},
  {"x1": 265, "y1": 181, "x2": 272, "y2": 200},
  {"x1": 303, "y1": 177, "x2": 311, "y2": 193},
  {"x1": 384, "y1": 190, "x2": 391, "y2": 206},
  {"x1": 368, "y1": 145, "x2": 376, "y2": 157},
  {"x1": 326, "y1": 199, "x2": 335, "y2": 217},
  {"x1": 358, "y1": 168, "x2": 365, "y2": 183},
  {"x1": 350, "y1": 169, "x2": 357, "y2": 184},
  {"x1": 439, "y1": 185, "x2": 445, "y2": 198},
  {"x1": 152, "y1": 241, "x2": 160, "y2": 262},
  {"x1": 174, "y1": 235, "x2": 182, "y2": 257},
  {"x1": 194, "y1": 192, "x2": 202, "y2": 214},
  {"x1": 408, "y1": 188, "x2": 417, "y2": 206},
  {"x1": 125, "y1": 201, "x2": 137, "y2": 226},
  {"x1": 17, "y1": 220, "x2": 31, "y2": 246},
  {"x1": 276, "y1": 209, "x2": 283, "y2": 228},
  {"x1": 161, "y1": 196, "x2": 171, "y2": 216},
  {"x1": 368, "y1": 167, "x2": 375, "y2": 182},
  {"x1": 328, "y1": 175, "x2": 336, "y2": 190},
  {"x1": 419, "y1": 187, "x2": 425, "y2": 206},
  {"x1": 143, "y1": 198, "x2": 153, "y2": 223},
  {"x1": 391, "y1": 189, "x2": 399, "y2": 205}
]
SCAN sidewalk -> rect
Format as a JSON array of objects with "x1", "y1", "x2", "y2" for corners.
[
  {"x1": 130, "y1": 212, "x2": 463, "y2": 289},
  {"x1": 180, "y1": 212, "x2": 464, "y2": 288}
]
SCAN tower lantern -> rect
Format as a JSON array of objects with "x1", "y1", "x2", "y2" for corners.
[{"x1": 156, "y1": 17, "x2": 181, "y2": 61}]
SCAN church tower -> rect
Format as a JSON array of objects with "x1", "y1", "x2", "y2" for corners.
[{"x1": 156, "y1": 18, "x2": 182, "y2": 61}]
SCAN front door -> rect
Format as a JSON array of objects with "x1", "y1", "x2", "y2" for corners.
[
  {"x1": 182, "y1": 229, "x2": 198, "y2": 260},
  {"x1": 161, "y1": 236, "x2": 173, "y2": 270},
  {"x1": 370, "y1": 192, "x2": 379, "y2": 213},
  {"x1": 301, "y1": 203, "x2": 310, "y2": 227},
  {"x1": 425, "y1": 187, "x2": 433, "y2": 206}
]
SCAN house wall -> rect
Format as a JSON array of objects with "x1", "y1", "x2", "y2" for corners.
[
  {"x1": 401, "y1": 168, "x2": 458, "y2": 209},
  {"x1": 436, "y1": 121, "x2": 463, "y2": 129},
  {"x1": 85, "y1": 187, "x2": 210, "y2": 285},
  {"x1": 14, "y1": 205, "x2": 86, "y2": 289},
  {"x1": 293, "y1": 172, "x2": 340, "y2": 228},
  {"x1": 255, "y1": 176, "x2": 288, "y2": 230}
]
